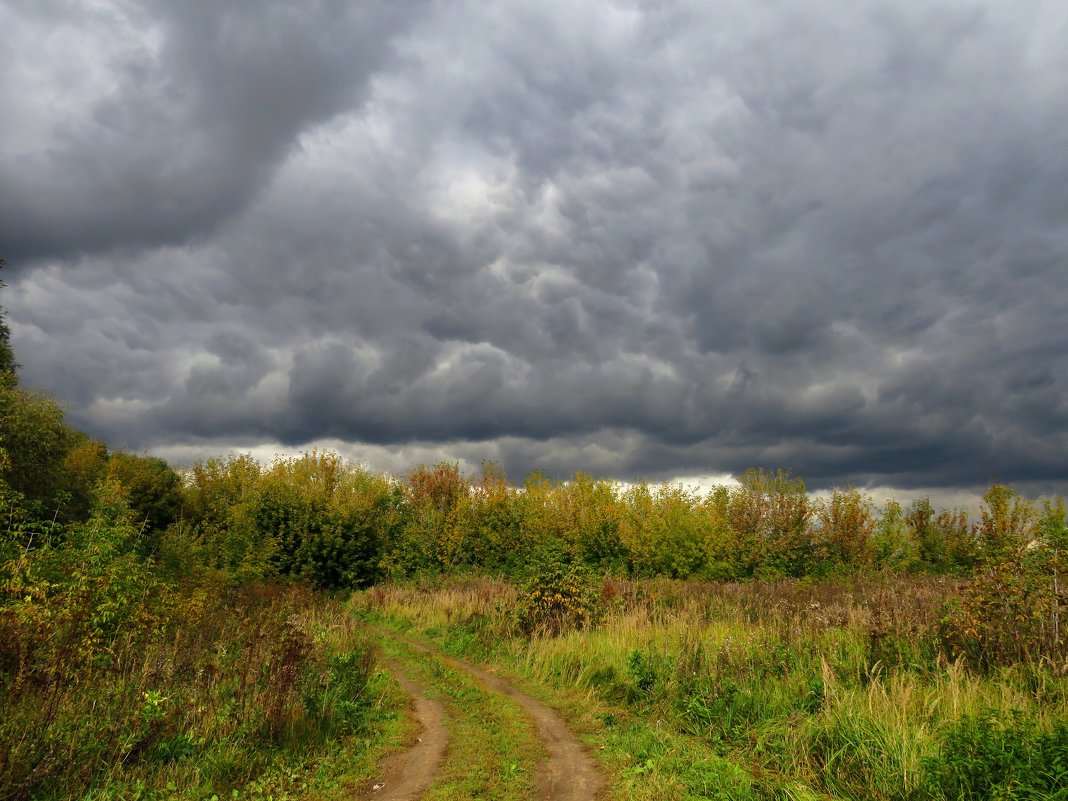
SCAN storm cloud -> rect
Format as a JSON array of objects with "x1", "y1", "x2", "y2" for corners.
[{"x1": 3, "y1": 0, "x2": 1067, "y2": 495}]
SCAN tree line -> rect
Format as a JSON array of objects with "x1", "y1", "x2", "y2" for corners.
[
  {"x1": 1, "y1": 249, "x2": 1063, "y2": 590},
  {"x1": 2, "y1": 258, "x2": 1066, "y2": 666},
  {"x1": 173, "y1": 455, "x2": 1062, "y2": 586}
]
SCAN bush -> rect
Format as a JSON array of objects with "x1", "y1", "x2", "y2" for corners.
[
  {"x1": 0, "y1": 476, "x2": 382, "y2": 800},
  {"x1": 941, "y1": 487, "x2": 1066, "y2": 670},
  {"x1": 514, "y1": 540, "x2": 601, "y2": 635},
  {"x1": 922, "y1": 710, "x2": 1068, "y2": 800}
]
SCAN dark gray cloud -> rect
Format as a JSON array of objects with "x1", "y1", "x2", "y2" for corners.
[
  {"x1": 4, "y1": 0, "x2": 1068, "y2": 497},
  {"x1": 0, "y1": 0, "x2": 413, "y2": 262}
]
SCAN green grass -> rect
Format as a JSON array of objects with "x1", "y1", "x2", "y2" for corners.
[
  {"x1": 354, "y1": 575, "x2": 1068, "y2": 801},
  {"x1": 64, "y1": 666, "x2": 411, "y2": 801},
  {"x1": 1, "y1": 583, "x2": 408, "y2": 801}
]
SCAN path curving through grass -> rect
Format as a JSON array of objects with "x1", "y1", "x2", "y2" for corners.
[
  {"x1": 372, "y1": 629, "x2": 607, "y2": 801},
  {"x1": 355, "y1": 663, "x2": 449, "y2": 801}
]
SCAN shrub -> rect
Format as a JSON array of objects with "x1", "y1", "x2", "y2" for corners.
[
  {"x1": 812, "y1": 487, "x2": 876, "y2": 572},
  {"x1": 727, "y1": 468, "x2": 812, "y2": 578},
  {"x1": 872, "y1": 499, "x2": 921, "y2": 573},
  {"x1": 514, "y1": 540, "x2": 600, "y2": 635},
  {"x1": 0, "y1": 471, "x2": 382, "y2": 800},
  {"x1": 941, "y1": 486, "x2": 1066, "y2": 669},
  {"x1": 922, "y1": 710, "x2": 1068, "y2": 800}
]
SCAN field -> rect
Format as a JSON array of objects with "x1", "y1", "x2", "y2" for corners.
[
  {"x1": 357, "y1": 574, "x2": 1068, "y2": 801},
  {"x1": 2, "y1": 427, "x2": 1066, "y2": 799}
]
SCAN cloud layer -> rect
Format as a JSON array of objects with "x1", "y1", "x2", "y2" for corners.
[{"x1": 4, "y1": 0, "x2": 1067, "y2": 494}]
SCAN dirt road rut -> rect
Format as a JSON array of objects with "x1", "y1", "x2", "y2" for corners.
[
  {"x1": 356, "y1": 663, "x2": 448, "y2": 801},
  {"x1": 397, "y1": 637, "x2": 606, "y2": 801}
]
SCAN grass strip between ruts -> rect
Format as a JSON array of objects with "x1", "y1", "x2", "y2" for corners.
[{"x1": 375, "y1": 633, "x2": 545, "y2": 801}]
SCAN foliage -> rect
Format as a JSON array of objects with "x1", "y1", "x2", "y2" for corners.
[
  {"x1": 922, "y1": 710, "x2": 1068, "y2": 800},
  {"x1": 555, "y1": 472, "x2": 628, "y2": 574},
  {"x1": 0, "y1": 381, "x2": 76, "y2": 509},
  {"x1": 907, "y1": 499, "x2": 978, "y2": 574},
  {"x1": 872, "y1": 499, "x2": 921, "y2": 573},
  {"x1": 259, "y1": 452, "x2": 400, "y2": 589},
  {"x1": 60, "y1": 436, "x2": 109, "y2": 521},
  {"x1": 0, "y1": 483, "x2": 383, "y2": 800},
  {"x1": 386, "y1": 461, "x2": 471, "y2": 574},
  {"x1": 183, "y1": 451, "x2": 401, "y2": 589},
  {"x1": 727, "y1": 468, "x2": 813, "y2": 577},
  {"x1": 171, "y1": 453, "x2": 1068, "y2": 602},
  {"x1": 183, "y1": 452, "x2": 269, "y2": 578},
  {"x1": 942, "y1": 486, "x2": 1066, "y2": 669},
  {"x1": 813, "y1": 486, "x2": 876, "y2": 573},
  {"x1": 105, "y1": 452, "x2": 183, "y2": 538},
  {"x1": 0, "y1": 258, "x2": 15, "y2": 377},
  {"x1": 465, "y1": 461, "x2": 523, "y2": 572},
  {"x1": 514, "y1": 539, "x2": 601, "y2": 635},
  {"x1": 620, "y1": 482, "x2": 713, "y2": 579}
]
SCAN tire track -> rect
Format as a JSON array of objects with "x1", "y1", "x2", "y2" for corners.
[
  {"x1": 355, "y1": 663, "x2": 448, "y2": 801},
  {"x1": 394, "y1": 636, "x2": 606, "y2": 801}
]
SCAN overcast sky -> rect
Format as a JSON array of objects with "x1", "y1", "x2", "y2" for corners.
[{"x1": 2, "y1": 0, "x2": 1066, "y2": 497}]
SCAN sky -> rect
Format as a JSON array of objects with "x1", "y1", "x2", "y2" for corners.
[{"x1": 2, "y1": 0, "x2": 1066, "y2": 501}]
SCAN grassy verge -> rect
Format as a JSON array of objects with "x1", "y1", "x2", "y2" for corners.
[
  {"x1": 375, "y1": 634, "x2": 544, "y2": 801},
  {"x1": 370, "y1": 608, "x2": 775, "y2": 801},
  {"x1": 353, "y1": 575, "x2": 1068, "y2": 801},
  {"x1": 1, "y1": 582, "x2": 407, "y2": 801}
]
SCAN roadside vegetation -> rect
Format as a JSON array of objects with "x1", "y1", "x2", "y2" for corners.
[
  {"x1": 0, "y1": 473, "x2": 404, "y2": 801},
  {"x1": 169, "y1": 453, "x2": 1068, "y2": 676},
  {"x1": 3, "y1": 257, "x2": 1067, "y2": 800},
  {"x1": 359, "y1": 575, "x2": 1068, "y2": 800}
]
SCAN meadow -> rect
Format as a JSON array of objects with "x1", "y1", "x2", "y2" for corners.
[{"x1": 359, "y1": 574, "x2": 1068, "y2": 800}]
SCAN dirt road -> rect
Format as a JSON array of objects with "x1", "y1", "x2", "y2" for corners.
[{"x1": 386, "y1": 635, "x2": 606, "y2": 801}]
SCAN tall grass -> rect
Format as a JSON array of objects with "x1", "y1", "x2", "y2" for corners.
[
  {"x1": 1, "y1": 580, "x2": 380, "y2": 801},
  {"x1": 357, "y1": 574, "x2": 1068, "y2": 800}
]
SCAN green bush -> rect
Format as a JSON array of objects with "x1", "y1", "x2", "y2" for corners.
[
  {"x1": 922, "y1": 710, "x2": 1068, "y2": 800},
  {"x1": 941, "y1": 487, "x2": 1067, "y2": 670},
  {"x1": 0, "y1": 475, "x2": 382, "y2": 800},
  {"x1": 514, "y1": 540, "x2": 601, "y2": 635}
]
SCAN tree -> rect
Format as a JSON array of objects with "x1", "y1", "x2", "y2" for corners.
[
  {"x1": 59, "y1": 434, "x2": 109, "y2": 522},
  {"x1": 0, "y1": 380, "x2": 75, "y2": 508},
  {"x1": 728, "y1": 468, "x2": 812, "y2": 577},
  {"x1": 0, "y1": 258, "x2": 86, "y2": 519},
  {"x1": 813, "y1": 486, "x2": 876, "y2": 571},
  {"x1": 976, "y1": 484, "x2": 1037, "y2": 562},
  {"x1": 105, "y1": 451, "x2": 184, "y2": 538},
  {"x1": 871, "y1": 499, "x2": 920, "y2": 572},
  {"x1": 942, "y1": 486, "x2": 1062, "y2": 667},
  {"x1": 0, "y1": 258, "x2": 17, "y2": 377}
]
